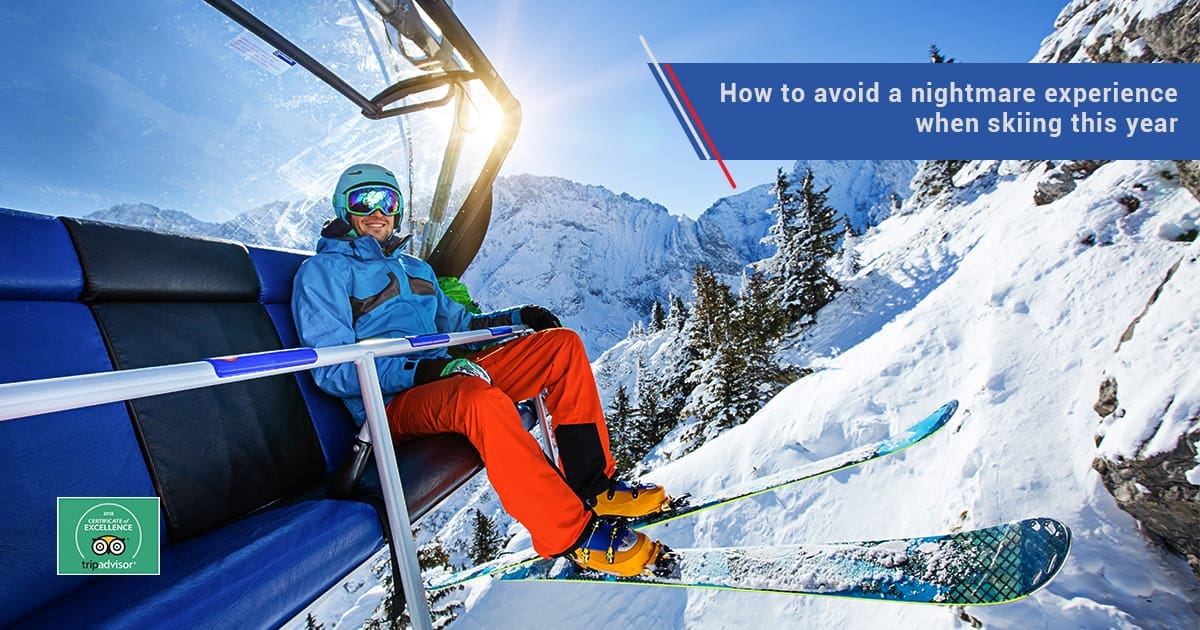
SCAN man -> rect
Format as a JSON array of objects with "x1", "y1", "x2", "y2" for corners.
[{"x1": 292, "y1": 163, "x2": 670, "y2": 577}]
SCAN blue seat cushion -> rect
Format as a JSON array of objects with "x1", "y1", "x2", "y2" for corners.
[
  {"x1": 249, "y1": 245, "x2": 307, "y2": 304},
  {"x1": 0, "y1": 301, "x2": 158, "y2": 627},
  {"x1": 14, "y1": 499, "x2": 383, "y2": 629},
  {"x1": 263, "y1": 303, "x2": 358, "y2": 474},
  {"x1": 0, "y1": 208, "x2": 83, "y2": 300}
]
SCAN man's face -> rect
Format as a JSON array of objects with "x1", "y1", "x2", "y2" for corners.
[{"x1": 349, "y1": 210, "x2": 396, "y2": 243}]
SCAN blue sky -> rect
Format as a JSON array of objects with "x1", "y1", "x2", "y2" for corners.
[
  {"x1": 457, "y1": 0, "x2": 1065, "y2": 217},
  {"x1": 0, "y1": 1, "x2": 1066, "y2": 221}
]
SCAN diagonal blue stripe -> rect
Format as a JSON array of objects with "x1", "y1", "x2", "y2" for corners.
[{"x1": 648, "y1": 63, "x2": 706, "y2": 160}]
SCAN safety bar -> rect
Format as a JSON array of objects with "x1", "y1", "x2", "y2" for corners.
[
  {"x1": 533, "y1": 390, "x2": 561, "y2": 468},
  {"x1": 0, "y1": 326, "x2": 523, "y2": 422},
  {"x1": 0, "y1": 324, "x2": 528, "y2": 630}
]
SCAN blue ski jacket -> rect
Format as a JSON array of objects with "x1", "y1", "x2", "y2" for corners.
[{"x1": 292, "y1": 234, "x2": 521, "y2": 423}]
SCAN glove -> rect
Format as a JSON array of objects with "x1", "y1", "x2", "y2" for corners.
[
  {"x1": 440, "y1": 358, "x2": 492, "y2": 384},
  {"x1": 520, "y1": 305, "x2": 562, "y2": 331},
  {"x1": 413, "y1": 357, "x2": 492, "y2": 387}
]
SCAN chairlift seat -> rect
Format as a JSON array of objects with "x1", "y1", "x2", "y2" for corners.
[{"x1": 0, "y1": 208, "x2": 498, "y2": 627}]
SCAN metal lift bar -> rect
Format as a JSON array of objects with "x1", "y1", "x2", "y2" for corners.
[
  {"x1": 356, "y1": 355, "x2": 433, "y2": 629},
  {"x1": 203, "y1": 0, "x2": 482, "y2": 122},
  {"x1": 412, "y1": 0, "x2": 522, "y2": 277},
  {"x1": 534, "y1": 390, "x2": 561, "y2": 467},
  {"x1": 203, "y1": 0, "x2": 381, "y2": 116}
]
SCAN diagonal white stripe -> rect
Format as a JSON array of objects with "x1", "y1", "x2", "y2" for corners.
[{"x1": 639, "y1": 35, "x2": 710, "y2": 160}]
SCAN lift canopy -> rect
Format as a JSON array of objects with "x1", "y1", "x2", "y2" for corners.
[{"x1": 3, "y1": 0, "x2": 519, "y2": 277}]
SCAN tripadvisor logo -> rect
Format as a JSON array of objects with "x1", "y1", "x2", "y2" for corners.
[{"x1": 57, "y1": 498, "x2": 160, "y2": 575}]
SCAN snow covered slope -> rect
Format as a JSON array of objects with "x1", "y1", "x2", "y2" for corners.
[{"x1": 450, "y1": 160, "x2": 1200, "y2": 628}]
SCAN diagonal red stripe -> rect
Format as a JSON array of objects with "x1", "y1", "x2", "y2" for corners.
[{"x1": 663, "y1": 62, "x2": 736, "y2": 189}]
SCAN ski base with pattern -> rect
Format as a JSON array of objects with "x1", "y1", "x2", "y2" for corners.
[
  {"x1": 426, "y1": 401, "x2": 959, "y2": 592},
  {"x1": 496, "y1": 517, "x2": 1071, "y2": 606}
]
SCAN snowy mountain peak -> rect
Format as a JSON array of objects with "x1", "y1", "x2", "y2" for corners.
[
  {"x1": 465, "y1": 164, "x2": 913, "y2": 354},
  {"x1": 787, "y1": 159, "x2": 915, "y2": 232},
  {"x1": 88, "y1": 203, "x2": 225, "y2": 236}
]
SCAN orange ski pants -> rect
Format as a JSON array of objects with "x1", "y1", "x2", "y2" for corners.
[{"x1": 385, "y1": 328, "x2": 613, "y2": 557}]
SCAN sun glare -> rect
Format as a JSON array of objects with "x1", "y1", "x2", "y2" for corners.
[{"x1": 459, "y1": 88, "x2": 508, "y2": 142}]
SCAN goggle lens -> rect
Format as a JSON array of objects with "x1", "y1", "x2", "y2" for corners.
[{"x1": 346, "y1": 185, "x2": 403, "y2": 216}]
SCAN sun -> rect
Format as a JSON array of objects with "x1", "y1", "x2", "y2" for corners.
[{"x1": 459, "y1": 85, "x2": 509, "y2": 143}]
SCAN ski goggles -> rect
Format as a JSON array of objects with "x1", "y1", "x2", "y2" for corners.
[{"x1": 344, "y1": 184, "x2": 403, "y2": 216}]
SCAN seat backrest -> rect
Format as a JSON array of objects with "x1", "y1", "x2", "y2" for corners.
[
  {"x1": 248, "y1": 245, "x2": 358, "y2": 473},
  {"x1": 61, "y1": 218, "x2": 327, "y2": 541},
  {"x1": 0, "y1": 208, "x2": 158, "y2": 626}
]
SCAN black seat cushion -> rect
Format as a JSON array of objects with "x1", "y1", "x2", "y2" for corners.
[
  {"x1": 91, "y1": 301, "x2": 327, "y2": 539},
  {"x1": 63, "y1": 218, "x2": 259, "y2": 302}
]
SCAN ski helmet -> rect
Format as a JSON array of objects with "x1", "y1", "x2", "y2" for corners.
[{"x1": 333, "y1": 163, "x2": 404, "y2": 224}]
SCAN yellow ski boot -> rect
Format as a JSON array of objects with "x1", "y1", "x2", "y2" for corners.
[
  {"x1": 570, "y1": 517, "x2": 666, "y2": 577},
  {"x1": 592, "y1": 480, "x2": 670, "y2": 519}
]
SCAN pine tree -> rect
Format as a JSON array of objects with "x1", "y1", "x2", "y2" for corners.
[
  {"x1": 680, "y1": 269, "x2": 739, "y2": 436},
  {"x1": 418, "y1": 538, "x2": 454, "y2": 571},
  {"x1": 838, "y1": 219, "x2": 862, "y2": 280},
  {"x1": 791, "y1": 167, "x2": 844, "y2": 321},
  {"x1": 929, "y1": 43, "x2": 955, "y2": 64},
  {"x1": 763, "y1": 168, "x2": 843, "y2": 323},
  {"x1": 666, "y1": 293, "x2": 687, "y2": 331},
  {"x1": 649, "y1": 300, "x2": 666, "y2": 331},
  {"x1": 730, "y1": 270, "x2": 794, "y2": 417},
  {"x1": 912, "y1": 44, "x2": 968, "y2": 210},
  {"x1": 684, "y1": 270, "x2": 795, "y2": 438},
  {"x1": 378, "y1": 533, "x2": 462, "y2": 629},
  {"x1": 760, "y1": 168, "x2": 801, "y2": 285},
  {"x1": 607, "y1": 385, "x2": 636, "y2": 473},
  {"x1": 735, "y1": 270, "x2": 788, "y2": 350},
  {"x1": 635, "y1": 358, "x2": 666, "y2": 447},
  {"x1": 683, "y1": 265, "x2": 734, "y2": 360},
  {"x1": 909, "y1": 159, "x2": 969, "y2": 208},
  {"x1": 468, "y1": 509, "x2": 504, "y2": 566},
  {"x1": 684, "y1": 344, "x2": 743, "y2": 433},
  {"x1": 711, "y1": 347, "x2": 748, "y2": 430},
  {"x1": 418, "y1": 538, "x2": 462, "y2": 629},
  {"x1": 761, "y1": 168, "x2": 808, "y2": 322},
  {"x1": 654, "y1": 319, "x2": 694, "y2": 438}
]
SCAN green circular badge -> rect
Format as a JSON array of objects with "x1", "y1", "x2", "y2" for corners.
[{"x1": 74, "y1": 502, "x2": 143, "y2": 563}]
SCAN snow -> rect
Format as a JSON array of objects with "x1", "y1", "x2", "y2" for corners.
[
  {"x1": 1135, "y1": 0, "x2": 1188, "y2": 20},
  {"x1": 426, "y1": 158, "x2": 1200, "y2": 629}
]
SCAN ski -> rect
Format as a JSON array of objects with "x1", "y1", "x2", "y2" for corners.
[
  {"x1": 495, "y1": 517, "x2": 1071, "y2": 606},
  {"x1": 427, "y1": 400, "x2": 958, "y2": 591},
  {"x1": 633, "y1": 399, "x2": 959, "y2": 529}
]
